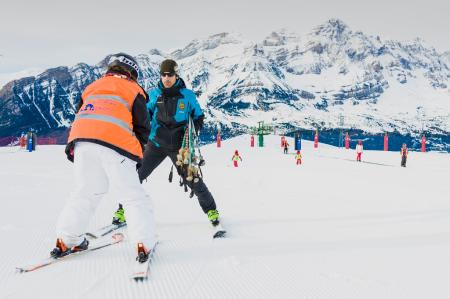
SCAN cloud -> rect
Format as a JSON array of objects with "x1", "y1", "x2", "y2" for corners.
[{"x1": 0, "y1": 0, "x2": 448, "y2": 73}]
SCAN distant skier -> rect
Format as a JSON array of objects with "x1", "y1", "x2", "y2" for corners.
[
  {"x1": 113, "y1": 59, "x2": 222, "y2": 228},
  {"x1": 52, "y1": 53, "x2": 156, "y2": 263},
  {"x1": 26, "y1": 130, "x2": 37, "y2": 151},
  {"x1": 232, "y1": 150, "x2": 242, "y2": 167},
  {"x1": 400, "y1": 143, "x2": 408, "y2": 167},
  {"x1": 283, "y1": 141, "x2": 289, "y2": 154},
  {"x1": 19, "y1": 132, "x2": 25, "y2": 148},
  {"x1": 356, "y1": 140, "x2": 363, "y2": 162},
  {"x1": 295, "y1": 150, "x2": 302, "y2": 165}
]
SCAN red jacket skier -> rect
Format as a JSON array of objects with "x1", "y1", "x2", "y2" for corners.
[
  {"x1": 355, "y1": 140, "x2": 363, "y2": 162},
  {"x1": 231, "y1": 150, "x2": 242, "y2": 167}
]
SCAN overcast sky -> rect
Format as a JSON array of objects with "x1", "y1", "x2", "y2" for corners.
[{"x1": 0, "y1": 0, "x2": 448, "y2": 74}]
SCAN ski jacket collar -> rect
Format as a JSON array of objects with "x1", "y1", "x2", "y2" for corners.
[{"x1": 158, "y1": 78, "x2": 187, "y2": 97}]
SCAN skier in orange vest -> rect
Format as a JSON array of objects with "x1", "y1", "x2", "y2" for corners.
[{"x1": 53, "y1": 53, "x2": 156, "y2": 263}]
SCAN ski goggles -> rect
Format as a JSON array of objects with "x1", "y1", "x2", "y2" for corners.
[{"x1": 160, "y1": 72, "x2": 176, "y2": 77}]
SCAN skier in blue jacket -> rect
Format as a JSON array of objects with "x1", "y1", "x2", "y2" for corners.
[{"x1": 113, "y1": 59, "x2": 221, "y2": 227}]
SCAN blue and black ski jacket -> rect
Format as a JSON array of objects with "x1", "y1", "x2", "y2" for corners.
[{"x1": 147, "y1": 78, "x2": 204, "y2": 150}]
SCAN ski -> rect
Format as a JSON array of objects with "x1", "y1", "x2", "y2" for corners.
[
  {"x1": 81, "y1": 222, "x2": 127, "y2": 239},
  {"x1": 212, "y1": 223, "x2": 227, "y2": 238},
  {"x1": 16, "y1": 233, "x2": 124, "y2": 273},
  {"x1": 131, "y1": 242, "x2": 158, "y2": 281}
]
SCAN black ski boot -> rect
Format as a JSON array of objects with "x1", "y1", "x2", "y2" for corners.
[
  {"x1": 112, "y1": 204, "x2": 126, "y2": 225},
  {"x1": 207, "y1": 209, "x2": 220, "y2": 227}
]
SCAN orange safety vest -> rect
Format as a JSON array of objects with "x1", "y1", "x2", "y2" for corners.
[{"x1": 68, "y1": 75, "x2": 146, "y2": 160}]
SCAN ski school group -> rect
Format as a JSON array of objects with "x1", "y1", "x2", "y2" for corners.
[
  {"x1": 16, "y1": 53, "x2": 412, "y2": 279},
  {"x1": 277, "y1": 134, "x2": 409, "y2": 167},
  {"x1": 17, "y1": 54, "x2": 225, "y2": 279}
]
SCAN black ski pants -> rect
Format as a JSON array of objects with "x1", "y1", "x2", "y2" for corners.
[
  {"x1": 138, "y1": 142, "x2": 217, "y2": 213},
  {"x1": 401, "y1": 156, "x2": 407, "y2": 167}
]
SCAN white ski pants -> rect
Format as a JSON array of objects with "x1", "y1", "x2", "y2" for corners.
[{"x1": 56, "y1": 142, "x2": 156, "y2": 250}]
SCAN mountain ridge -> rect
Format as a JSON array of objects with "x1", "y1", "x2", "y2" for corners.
[{"x1": 0, "y1": 19, "x2": 448, "y2": 149}]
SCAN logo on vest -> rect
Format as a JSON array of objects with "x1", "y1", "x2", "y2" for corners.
[
  {"x1": 81, "y1": 103, "x2": 94, "y2": 112},
  {"x1": 178, "y1": 101, "x2": 185, "y2": 111}
]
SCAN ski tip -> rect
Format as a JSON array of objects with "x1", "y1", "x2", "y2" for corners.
[
  {"x1": 131, "y1": 271, "x2": 148, "y2": 282},
  {"x1": 15, "y1": 267, "x2": 26, "y2": 274},
  {"x1": 111, "y1": 233, "x2": 125, "y2": 241}
]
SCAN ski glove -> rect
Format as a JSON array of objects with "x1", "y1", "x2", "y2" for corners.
[
  {"x1": 65, "y1": 142, "x2": 75, "y2": 163},
  {"x1": 193, "y1": 115, "x2": 204, "y2": 134}
]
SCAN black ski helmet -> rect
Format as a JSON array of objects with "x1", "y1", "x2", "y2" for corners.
[{"x1": 107, "y1": 53, "x2": 140, "y2": 81}]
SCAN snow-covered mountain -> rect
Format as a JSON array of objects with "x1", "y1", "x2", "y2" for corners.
[{"x1": 0, "y1": 19, "x2": 449, "y2": 147}]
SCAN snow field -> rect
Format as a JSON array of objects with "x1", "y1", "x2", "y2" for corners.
[{"x1": 0, "y1": 135, "x2": 449, "y2": 298}]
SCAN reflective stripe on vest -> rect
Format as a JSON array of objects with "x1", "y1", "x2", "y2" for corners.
[
  {"x1": 85, "y1": 94, "x2": 131, "y2": 111},
  {"x1": 74, "y1": 114, "x2": 134, "y2": 135}
]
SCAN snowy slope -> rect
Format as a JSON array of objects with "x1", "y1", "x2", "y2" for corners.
[{"x1": 0, "y1": 135, "x2": 449, "y2": 298}]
